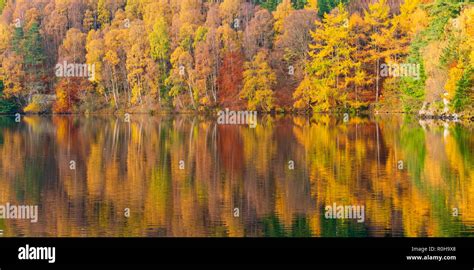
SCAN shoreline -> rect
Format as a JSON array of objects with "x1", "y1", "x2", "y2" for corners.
[{"x1": 0, "y1": 111, "x2": 473, "y2": 122}]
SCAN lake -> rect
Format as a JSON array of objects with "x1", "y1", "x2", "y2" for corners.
[{"x1": 0, "y1": 114, "x2": 472, "y2": 237}]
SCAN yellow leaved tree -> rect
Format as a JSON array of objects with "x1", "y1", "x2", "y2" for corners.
[{"x1": 240, "y1": 50, "x2": 276, "y2": 112}]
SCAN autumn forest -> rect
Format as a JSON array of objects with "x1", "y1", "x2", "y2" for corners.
[
  {"x1": 0, "y1": 0, "x2": 472, "y2": 116},
  {"x1": 0, "y1": 0, "x2": 473, "y2": 238}
]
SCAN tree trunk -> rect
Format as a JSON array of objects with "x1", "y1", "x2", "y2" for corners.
[
  {"x1": 376, "y1": 57, "x2": 380, "y2": 103},
  {"x1": 188, "y1": 84, "x2": 196, "y2": 109}
]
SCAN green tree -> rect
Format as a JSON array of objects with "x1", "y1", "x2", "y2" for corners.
[
  {"x1": 23, "y1": 23, "x2": 44, "y2": 68},
  {"x1": 21, "y1": 21, "x2": 46, "y2": 100},
  {"x1": 258, "y1": 0, "x2": 281, "y2": 11},
  {"x1": 149, "y1": 17, "x2": 170, "y2": 102},
  {"x1": 11, "y1": 26, "x2": 24, "y2": 55},
  {"x1": 0, "y1": 81, "x2": 18, "y2": 113},
  {"x1": 400, "y1": 0, "x2": 465, "y2": 112},
  {"x1": 256, "y1": 0, "x2": 314, "y2": 11},
  {"x1": 317, "y1": 0, "x2": 348, "y2": 17}
]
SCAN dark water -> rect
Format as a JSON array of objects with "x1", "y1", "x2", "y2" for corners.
[{"x1": 0, "y1": 114, "x2": 472, "y2": 237}]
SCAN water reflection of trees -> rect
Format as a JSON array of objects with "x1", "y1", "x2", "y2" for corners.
[{"x1": 0, "y1": 115, "x2": 472, "y2": 237}]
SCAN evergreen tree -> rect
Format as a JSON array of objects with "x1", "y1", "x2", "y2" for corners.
[
  {"x1": 318, "y1": 0, "x2": 349, "y2": 17},
  {"x1": 0, "y1": 0, "x2": 6, "y2": 14},
  {"x1": 11, "y1": 26, "x2": 24, "y2": 55},
  {"x1": 23, "y1": 22, "x2": 45, "y2": 69}
]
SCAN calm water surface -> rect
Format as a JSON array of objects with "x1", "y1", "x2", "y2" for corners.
[{"x1": 0, "y1": 114, "x2": 472, "y2": 237}]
